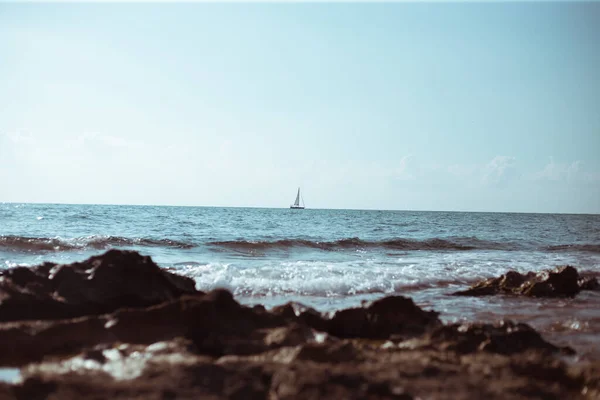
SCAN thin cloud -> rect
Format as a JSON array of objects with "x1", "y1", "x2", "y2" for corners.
[
  {"x1": 393, "y1": 155, "x2": 414, "y2": 181},
  {"x1": 482, "y1": 155, "x2": 516, "y2": 185},
  {"x1": 533, "y1": 158, "x2": 583, "y2": 182}
]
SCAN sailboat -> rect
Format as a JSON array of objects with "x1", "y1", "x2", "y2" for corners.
[{"x1": 290, "y1": 187, "x2": 305, "y2": 209}]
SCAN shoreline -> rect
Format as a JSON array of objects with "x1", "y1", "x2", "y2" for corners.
[{"x1": 0, "y1": 250, "x2": 599, "y2": 399}]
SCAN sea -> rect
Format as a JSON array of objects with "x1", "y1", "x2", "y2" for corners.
[{"x1": 1, "y1": 203, "x2": 600, "y2": 359}]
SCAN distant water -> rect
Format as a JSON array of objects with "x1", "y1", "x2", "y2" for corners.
[{"x1": 2, "y1": 203, "x2": 600, "y2": 358}]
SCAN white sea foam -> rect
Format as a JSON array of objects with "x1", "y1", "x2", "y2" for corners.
[
  {"x1": 175, "y1": 251, "x2": 600, "y2": 298},
  {"x1": 180, "y1": 259, "x2": 466, "y2": 297}
]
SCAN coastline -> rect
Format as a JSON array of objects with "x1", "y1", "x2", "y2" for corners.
[{"x1": 0, "y1": 250, "x2": 598, "y2": 399}]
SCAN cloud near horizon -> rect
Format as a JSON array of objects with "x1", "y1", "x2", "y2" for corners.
[
  {"x1": 1, "y1": 130, "x2": 599, "y2": 213},
  {"x1": 482, "y1": 156, "x2": 517, "y2": 186},
  {"x1": 531, "y1": 158, "x2": 590, "y2": 183}
]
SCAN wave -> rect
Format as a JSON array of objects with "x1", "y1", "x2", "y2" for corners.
[
  {"x1": 0, "y1": 235, "x2": 194, "y2": 252},
  {"x1": 174, "y1": 260, "x2": 477, "y2": 298},
  {"x1": 208, "y1": 238, "x2": 600, "y2": 253},
  {"x1": 2, "y1": 234, "x2": 598, "y2": 255},
  {"x1": 543, "y1": 244, "x2": 600, "y2": 254},
  {"x1": 207, "y1": 237, "x2": 514, "y2": 252}
]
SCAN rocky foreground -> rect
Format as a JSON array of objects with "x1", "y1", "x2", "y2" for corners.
[
  {"x1": 452, "y1": 265, "x2": 599, "y2": 297},
  {"x1": 0, "y1": 250, "x2": 599, "y2": 399}
]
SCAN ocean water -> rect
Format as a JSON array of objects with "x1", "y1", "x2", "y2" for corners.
[{"x1": 1, "y1": 203, "x2": 600, "y2": 358}]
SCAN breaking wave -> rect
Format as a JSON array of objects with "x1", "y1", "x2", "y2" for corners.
[
  {"x1": 207, "y1": 237, "x2": 514, "y2": 252},
  {"x1": 175, "y1": 260, "x2": 471, "y2": 298},
  {"x1": 0, "y1": 235, "x2": 194, "y2": 252},
  {"x1": 2, "y1": 235, "x2": 598, "y2": 255}
]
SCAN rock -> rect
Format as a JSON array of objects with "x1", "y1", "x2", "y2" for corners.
[
  {"x1": 5, "y1": 338, "x2": 596, "y2": 400},
  {"x1": 270, "y1": 365, "x2": 415, "y2": 400},
  {"x1": 0, "y1": 289, "x2": 288, "y2": 366},
  {"x1": 11, "y1": 340, "x2": 272, "y2": 400},
  {"x1": 293, "y1": 341, "x2": 364, "y2": 364},
  {"x1": 0, "y1": 291, "x2": 441, "y2": 367},
  {"x1": 0, "y1": 280, "x2": 73, "y2": 323},
  {"x1": 0, "y1": 315, "x2": 114, "y2": 367},
  {"x1": 272, "y1": 302, "x2": 328, "y2": 332},
  {"x1": 453, "y1": 266, "x2": 587, "y2": 298},
  {"x1": 0, "y1": 294, "x2": 594, "y2": 400},
  {"x1": 520, "y1": 266, "x2": 580, "y2": 298},
  {"x1": 264, "y1": 324, "x2": 320, "y2": 348},
  {"x1": 416, "y1": 321, "x2": 574, "y2": 356},
  {"x1": 578, "y1": 276, "x2": 600, "y2": 291},
  {"x1": 270, "y1": 296, "x2": 440, "y2": 341},
  {"x1": 327, "y1": 295, "x2": 440, "y2": 339},
  {"x1": 1, "y1": 252, "x2": 598, "y2": 399},
  {"x1": 0, "y1": 250, "x2": 199, "y2": 322}
]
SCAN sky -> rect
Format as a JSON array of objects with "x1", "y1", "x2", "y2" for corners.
[{"x1": 0, "y1": 2, "x2": 599, "y2": 213}]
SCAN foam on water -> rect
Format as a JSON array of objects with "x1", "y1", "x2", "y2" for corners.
[
  {"x1": 174, "y1": 250, "x2": 600, "y2": 300},
  {"x1": 1, "y1": 203, "x2": 599, "y2": 358},
  {"x1": 1, "y1": 203, "x2": 599, "y2": 304}
]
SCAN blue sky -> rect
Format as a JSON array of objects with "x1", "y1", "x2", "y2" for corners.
[{"x1": 1, "y1": 3, "x2": 599, "y2": 213}]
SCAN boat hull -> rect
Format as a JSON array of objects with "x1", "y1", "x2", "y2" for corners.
[{"x1": 290, "y1": 206, "x2": 305, "y2": 209}]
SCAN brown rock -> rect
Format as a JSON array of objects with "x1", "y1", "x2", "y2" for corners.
[
  {"x1": 327, "y1": 295, "x2": 440, "y2": 339},
  {"x1": 0, "y1": 289, "x2": 287, "y2": 366},
  {"x1": 1, "y1": 252, "x2": 597, "y2": 400},
  {"x1": 578, "y1": 276, "x2": 600, "y2": 291},
  {"x1": 520, "y1": 266, "x2": 580, "y2": 297},
  {"x1": 272, "y1": 302, "x2": 328, "y2": 332},
  {"x1": 417, "y1": 321, "x2": 574, "y2": 356},
  {"x1": 0, "y1": 250, "x2": 199, "y2": 322},
  {"x1": 453, "y1": 266, "x2": 585, "y2": 298},
  {"x1": 270, "y1": 365, "x2": 414, "y2": 400}
]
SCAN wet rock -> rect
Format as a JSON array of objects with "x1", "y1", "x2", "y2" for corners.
[
  {"x1": 11, "y1": 344, "x2": 271, "y2": 400},
  {"x1": 6, "y1": 339, "x2": 596, "y2": 400},
  {"x1": 270, "y1": 365, "x2": 414, "y2": 400},
  {"x1": 272, "y1": 302, "x2": 328, "y2": 332},
  {"x1": 264, "y1": 324, "x2": 321, "y2": 348},
  {"x1": 521, "y1": 266, "x2": 580, "y2": 297},
  {"x1": 327, "y1": 295, "x2": 440, "y2": 339},
  {"x1": 453, "y1": 266, "x2": 588, "y2": 298},
  {"x1": 1, "y1": 252, "x2": 598, "y2": 399},
  {"x1": 0, "y1": 289, "x2": 288, "y2": 366},
  {"x1": 0, "y1": 281, "x2": 73, "y2": 323},
  {"x1": 0, "y1": 250, "x2": 199, "y2": 322},
  {"x1": 578, "y1": 276, "x2": 600, "y2": 291},
  {"x1": 293, "y1": 341, "x2": 364, "y2": 364},
  {"x1": 415, "y1": 321, "x2": 574, "y2": 356},
  {"x1": 0, "y1": 290, "x2": 439, "y2": 367},
  {"x1": 0, "y1": 296, "x2": 595, "y2": 399}
]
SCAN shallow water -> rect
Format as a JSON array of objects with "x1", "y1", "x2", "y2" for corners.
[
  {"x1": 1, "y1": 203, "x2": 599, "y2": 358},
  {"x1": 0, "y1": 368, "x2": 20, "y2": 383}
]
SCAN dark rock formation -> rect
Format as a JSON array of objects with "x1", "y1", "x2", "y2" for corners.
[
  {"x1": 410, "y1": 321, "x2": 575, "y2": 356},
  {"x1": 272, "y1": 302, "x2": 328, "y2": 332},
  {"x1": 0, "y1": 290, "x2": 442, "y2": 366},
  {"x1": 1, "y1": 251, "x2": 599, "y2": 399},
  {"x1": 327, "y1": 295, "x2": 441, "y2": 339},
  {"x1": 0, "y1": 250, "x2": 198, "y2": 322},
  {"x1": 453, "y1": 266, "x2": 593, "y2": 298},
  {"x1": 578, "y1": 276, "x2": 600, "y2": 291},
  {"x1": 2, "y1": 336, "x2": 597, "y2": 400}
]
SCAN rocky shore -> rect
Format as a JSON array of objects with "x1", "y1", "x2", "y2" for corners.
[{"x1": 0, "y1": 250, "x2": 599, "y2": 399}]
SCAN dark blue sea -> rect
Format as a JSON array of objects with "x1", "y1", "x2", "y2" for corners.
[{"x1": 1, "y1": 203, "x2": 599, "y2": 358}]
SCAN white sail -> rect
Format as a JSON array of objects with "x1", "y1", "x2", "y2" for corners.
[
  {"x1": 294, "y1": 188, "x2": 301, "y2": 206},
  {"x1": 290, "y1": 187, "x2": 305, "y2": 209}
]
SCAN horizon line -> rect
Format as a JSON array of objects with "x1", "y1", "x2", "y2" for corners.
[{"x1": 1, "y1": 200, "x2": 598, "y2": 216}]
